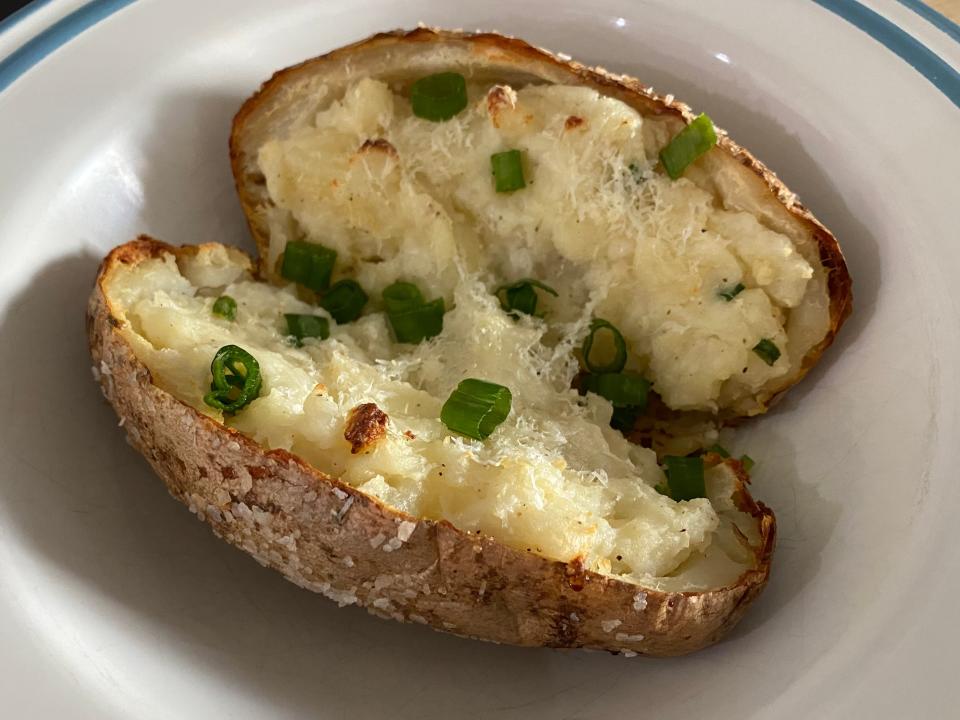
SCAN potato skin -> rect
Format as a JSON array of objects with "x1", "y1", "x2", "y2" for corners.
[
  {"x1": 88, "y1": 237, "x2": 775, "y2": 657},
  {"x1": 229, "y1": 27, "x2": 852, "y2": 423}
]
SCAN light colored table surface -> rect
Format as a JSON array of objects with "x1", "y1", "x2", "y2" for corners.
[{"x1": 927, "y1": 0, "x2": 960, "y2": 22}]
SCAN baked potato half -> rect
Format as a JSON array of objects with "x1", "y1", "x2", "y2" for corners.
[
  {"x1": 230, "y1": 28, "x2": 852, "y2": 431},
  {"x1": 88, "y1": 237, "x2": 774, "y2": 657}
]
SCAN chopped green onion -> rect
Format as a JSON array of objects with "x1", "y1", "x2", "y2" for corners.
[
  {"x1": 320, "y1": 279, "x2": 368, "y2": 324},
  {"x1": 504, "y1": 283, "x2": 537, "y2": 316},
  {"x1": 752, "y1": 338, "x2": 781, "y2": 366},
  {"x1": 582, "y1": 318, "x2": 628, "y2": 374},
  {"x1": 663, "y1": 456, "x2": 706, "y2": 502},
  {"x1": 285, "y1": 313, "x2": 330, "y2": 345},
  {"x1": 441, "y1": 378, "x2": 512, "y2": 441},
  {"x1": 718, "y1": 283, "x2": 745, "y2": 301},
  {"x1": 409, "y1": 72, "x2": 468, "y2": 121},
  {"x1": 280, "y1": 240, "x2": 337, "y2": 293},
  {"x1": 212, "y1": 295, "x2": 237, "y2": 321},
  {"x1": 659, "y1": 113, "x2": 718, "y2": 180},
  {"x1": 583, "y1": 372, "x2": 650, "y2": 409},
  {"x1": 383, "y1": 282, "x2": 445, "y2": 343},
  {"x1": 491, "y1": 149, "x2": 526, "y2": 193},
  {"x1": 203, "y1": 345, "x2": 262, "y2": 414},
  {"x1": 388, "y1": 299, "x2": 445, "y2": 343},
  {"x1": 610, "y1": 405, "x2": 641, "y2": 433},
  {"x1": 654, "y1": 481, "x2": 672, "y2": 497},
  {"x1": 496, "y1": 278, "x2": 558, "y2": 317},
  {"x1": 382, "y1": 281, "x2": 425, "y2": 314},
  {"x1": 706, "y1": 443, "x2": 731, "y2": 458},
  {"x1": 740, "y1": 454, "x2": 756, "y2": 472}
]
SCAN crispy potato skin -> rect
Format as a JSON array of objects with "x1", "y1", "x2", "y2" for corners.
[
  {"x1": 229, "y1": 27, "x2": 852, "y2": 423},
  {"x1": 88, "y1": 237, "x2": 775, "y2": 657}
]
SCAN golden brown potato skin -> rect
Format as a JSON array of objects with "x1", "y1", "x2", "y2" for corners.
[
  {"x1": 229, "y1": 27, "x2": 852, "y2": 424},
  {"x1": 88, "y1": 237, "x2": 775, "y2": 657}
]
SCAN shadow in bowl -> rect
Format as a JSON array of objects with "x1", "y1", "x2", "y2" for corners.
[
  {"x1": 725, "y1": 427, "x2": 844, "y2": 641},
  {"x1": 133, "y1": 90, "x2": 254, "y2": 252}
]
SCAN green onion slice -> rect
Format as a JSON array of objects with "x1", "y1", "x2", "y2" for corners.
[
  {"x1": 659, "y1": 113, "x2": 718, "y2": 180},
  {"x1": 718, "y1": 283, "x2": 745, "y2": 301},
  {"x1": 491, "y1": 149, "x2": 526, "y2": 193},
  {"x1": 740, "y1": 454, "x2": 756, "y2": 472},
  {"x1": 409, "y1": 72, "x2": 468, "y2": 121},
  {"x1": 382, "y1": 281, "x2": 425, "y2": 314},
  {"x1": 280, "y1": 240, "x2": 337, "y2": 293},
  {"x1": 752, "y1": 338, "x2": 781, "y2": 366},
  {"x1": 663, "y1": 455, "x2": 706, "y2": 502},
  {"x1": 706, "y1": 443, "x2": 731, "y2": 458},
  {"x1": 441, "y1": 378, "x2": 512, "y2": 441},
  {"x1": 212, "y1": 295, "x2": 237, "y2": 321},
  {"x1": 383, "y1": 282, "x2": 445, "y2": 343},
  {"x1": 496, "y1": 278, "x2": 558, "y2": 317},
  {"x1": 285, "y1": 313, "x2": 330, "y2": 345},
  {"x1": 583, "y1": 372, "x2": 650, "y2": 409},
  {"x1": 203, "y1": 345, "x2": 262, "y2": 414},
  {"x1": 320, "y1": 279, "x2": 368, "y2": 324},
  {"x1": 388, "y1": 299, "x2": 445, "y2": 344},
  {"x1": 582, "y1": 318, "x2": 628, "y2": 374}
]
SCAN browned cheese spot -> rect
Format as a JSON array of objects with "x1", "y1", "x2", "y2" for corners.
[
  {"x1": 486, "y1": 84, "x2": 516, "y2": 128},
  {"x1": 358, "y1": 138, "x2": 398, "y2": 158},
  {"x1": 344, "y1": 402, "x2": 389, "y2": 454},
  {"x1": 564, "y1": 115, "x2": 585, "y2": 130}
]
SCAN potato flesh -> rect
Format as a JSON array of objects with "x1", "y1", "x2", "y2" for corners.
[
  {"x1": 256, "y1": 79, "x2": 818, "y2": 412},
  {"x1": 107, "y1": 251, "x2": 756, "y2": 590}
]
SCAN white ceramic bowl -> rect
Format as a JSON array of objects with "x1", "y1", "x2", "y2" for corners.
[{"x1": 0, "y1": 1, "x2": 958, "y2": 717}]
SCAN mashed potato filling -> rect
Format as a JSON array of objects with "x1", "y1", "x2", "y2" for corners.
[
  {"x1": 108, "y1": 248, "x2": 760, "y2": 591},
  {"x1": 257, "y1": 79, "x2": 817, "y2": 412}
]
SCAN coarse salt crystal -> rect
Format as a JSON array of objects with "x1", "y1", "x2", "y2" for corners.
[
  {"x1": 382, "y1": 537, "x2": 403, "y2": 552},
  {"x1": 319, "y1": 583, "x2": 358, "y2": 607},
  {"x1": 397, "y1": 520, "x2": 417, "y2": 542},
  {"x1": 336, "y1": 496, "x2": 355, "y2": 524},
  {"x1": 601, "y1": 619, "x2": 622, "y2": 633}
]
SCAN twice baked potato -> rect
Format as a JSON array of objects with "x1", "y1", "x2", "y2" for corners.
[
  {"x1": 86, "y1": 28, "x2": 856, "y2": 656},
  {"x1": 89, "y1": 237, "x2": 774, "y2": 657},
  {"x1": 230, "y1": 28, "x2": 852, "y2": 433}
]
